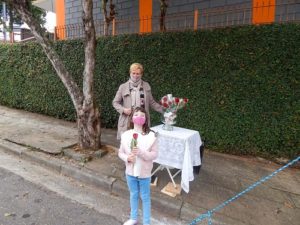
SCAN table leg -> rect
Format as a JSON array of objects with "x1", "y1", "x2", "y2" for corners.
[
  {"x1": 166, "y1": 167, "x2": 177, "y2": 188},
  {"x1": 151, "y1": 165, "x2": 163, "y2": 176},
  {"x1": 172, "y1": 169, "x2": 181, "y2": 179},
  {"x1": 152, "y1": 165, "x2": 182, "y2": 189}
]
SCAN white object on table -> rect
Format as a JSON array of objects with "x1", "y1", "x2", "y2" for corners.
[{"x1": 151, "y1": 124, "x2": 202, "y2": 193}]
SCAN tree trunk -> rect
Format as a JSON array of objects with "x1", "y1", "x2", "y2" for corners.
[
  {"x1": 103, "y1": 21, "x2": 109, "y2": 36},
  {"x1": 7, "y1": 0, "x2": 101, "y2": 150},
  {"x1": 77, "y1": 107, "x2": 101, "y2": 149},
  {"x1": 8, "y1": 7, "x2": 14, "y2": 42},
  {"x1": 160, "y1": 0, "x2": 167, "y2": 32},
  {"x1": 102, "y1": 0, "x2": 109, "y2": 35},
  {"x1": 102, "y1": 0, "x2": 116, "y2": 36},
  {"x1": 81, "y1": 0, "x2": 101, "y2": 149}
]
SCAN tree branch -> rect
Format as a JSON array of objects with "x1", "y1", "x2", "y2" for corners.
[{"x1": 3, "y1": 0, "x2": 83, "y2": 111}]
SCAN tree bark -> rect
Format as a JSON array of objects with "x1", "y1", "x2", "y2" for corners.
[
  {"x1": 80, "y1": 0, "x2": 101, "y2": 149},
  {"x1": 8, "y1": 7, "x2": 14, "y2": 42},
  {"x1": 101, "y1": 0, "x2": 116, "y2": 36},
  {"x1": 160, "y1": 0, "x2": 167, "y2": 32},
  {"x1": 102, "y1": 0, "x2": 109, "y2": 35}
]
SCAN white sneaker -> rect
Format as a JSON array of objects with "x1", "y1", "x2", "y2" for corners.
[{"x1": 123, "y1": 219, "x2": 138, "y2": 225}]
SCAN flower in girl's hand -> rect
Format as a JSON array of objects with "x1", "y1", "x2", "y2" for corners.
[{"x1": 131, "y1": 133, "x2": 138, "y2": 149}]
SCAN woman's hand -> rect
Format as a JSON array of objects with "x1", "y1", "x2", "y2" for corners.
[{"x1": 123, "y1": 108, "x2": 132, "y2": 115}]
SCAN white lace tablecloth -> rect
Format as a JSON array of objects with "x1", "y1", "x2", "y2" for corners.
[{"x1": 151, "y1": 125, "x2": 202, "y2": 193}]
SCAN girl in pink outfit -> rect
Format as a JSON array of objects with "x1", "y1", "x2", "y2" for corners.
[{"x1": 118, "y1": 107, "x2": 158, "y2": 225}]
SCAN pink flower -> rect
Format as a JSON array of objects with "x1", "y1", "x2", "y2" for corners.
[
  {"x1": 133, "y1": 133, "x2": 138, "y2": 140},
  {"x1": 160, "y1": 94, "x2": 189, "y2": 113}
]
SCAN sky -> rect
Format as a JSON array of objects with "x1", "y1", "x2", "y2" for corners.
[
  {"x1": 44, "y1": 11, "x2": 56, "y2": 33},
  {"x1": 21, "y1": 11, "x2": 56, "y2": 33}
]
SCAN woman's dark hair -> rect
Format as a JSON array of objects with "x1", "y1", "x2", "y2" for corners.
[{"x1": 128, "y1": 107, "x2": 150, "y2": 134}]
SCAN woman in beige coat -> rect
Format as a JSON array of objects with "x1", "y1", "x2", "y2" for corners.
[{"x1": 113, "y1": 63, "x2": 163, "y2": 139}]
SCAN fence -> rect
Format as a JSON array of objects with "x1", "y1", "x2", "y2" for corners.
[
  {"x1": 55, "y1": 1, "x2": 300, "y2": 40},
  {"x1": 0, "y1": 28, "x2": 43, "y2": 43}
]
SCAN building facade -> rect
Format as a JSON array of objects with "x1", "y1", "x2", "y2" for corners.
[{"x1": 55, "y1": 0, "x2": 300, "y2": 39}]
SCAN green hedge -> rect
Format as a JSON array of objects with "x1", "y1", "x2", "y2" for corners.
[{"x1": 0, "y1": 23, "x2": 299, "y2": 159}]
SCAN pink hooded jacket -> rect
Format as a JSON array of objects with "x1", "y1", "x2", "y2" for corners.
[{"x1": 118, "y1": 129, "x2": 158, "y2": 178}]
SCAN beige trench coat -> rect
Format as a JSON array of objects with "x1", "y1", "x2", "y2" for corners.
[{"x1": 112, "y1": 80, "x2": 163, "y2": 139}]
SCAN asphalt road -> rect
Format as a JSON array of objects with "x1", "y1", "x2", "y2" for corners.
[
  {"x1": 0, "y1": 148, "x2": 185, "y2": 225},
  {"x1": 0, "y1": 167, "x2": 122, "y2": 225}
]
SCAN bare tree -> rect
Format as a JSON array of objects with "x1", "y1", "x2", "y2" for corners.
[
  {"x1": 102, "y1": 0, "x2": 116, "y2": 36},
  {"x1": 3, "y1": 0, "x2": 101, "y2": 150}
]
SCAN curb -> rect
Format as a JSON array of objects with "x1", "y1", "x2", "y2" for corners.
[
  {"x1": 0, "y1": 139, "x2": 116, "y2": 192},
  {"x1": 0, "y1": 139, "x2": 184, "y2": 218}
]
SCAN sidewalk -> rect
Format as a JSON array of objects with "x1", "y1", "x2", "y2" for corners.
[{"x1": 0, "y1": 105, "x2": 299, "y2": 225}]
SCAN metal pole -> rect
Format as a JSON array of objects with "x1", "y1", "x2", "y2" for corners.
[
  {"x1": 112, "y1": 18, "x2": 116, "y2": 36},
  {"x1": 194, "y1": 9, "x2": 198, "y2": 30}
]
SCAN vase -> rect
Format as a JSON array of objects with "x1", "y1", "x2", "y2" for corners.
[
  {"x1": 161, "y1": 112, "x2": 176, "y2": 131},
  {"x1": 162, "y1": 122, "x2": 174, "y2": 131}
]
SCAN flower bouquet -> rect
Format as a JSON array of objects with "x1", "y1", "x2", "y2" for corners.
[{"x1": 160, "y1": 94, "x2": 189, "y2": 131}]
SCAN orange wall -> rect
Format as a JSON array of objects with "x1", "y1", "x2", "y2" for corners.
[
  {"x1": 139, "y1": 0, "x2": 152, "y2": 33},
  {"x1": 252, "y1": 0, "x2": 276, "y2": 24},
  {"x1": 56, "y1": 0, "x2": 65, "y2": 39}
]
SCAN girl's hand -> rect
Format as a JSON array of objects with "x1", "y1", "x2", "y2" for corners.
[
  {"x1": 131, "y1": 147, "x2": 139, "y2": 156},
  {"x1": 127, "y1": 153, "x2": 136, "y2": 163}
]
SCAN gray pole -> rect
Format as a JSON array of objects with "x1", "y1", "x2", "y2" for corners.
[{"x1": 2, "y1": 2, "x2": 7, "y2": 41}]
